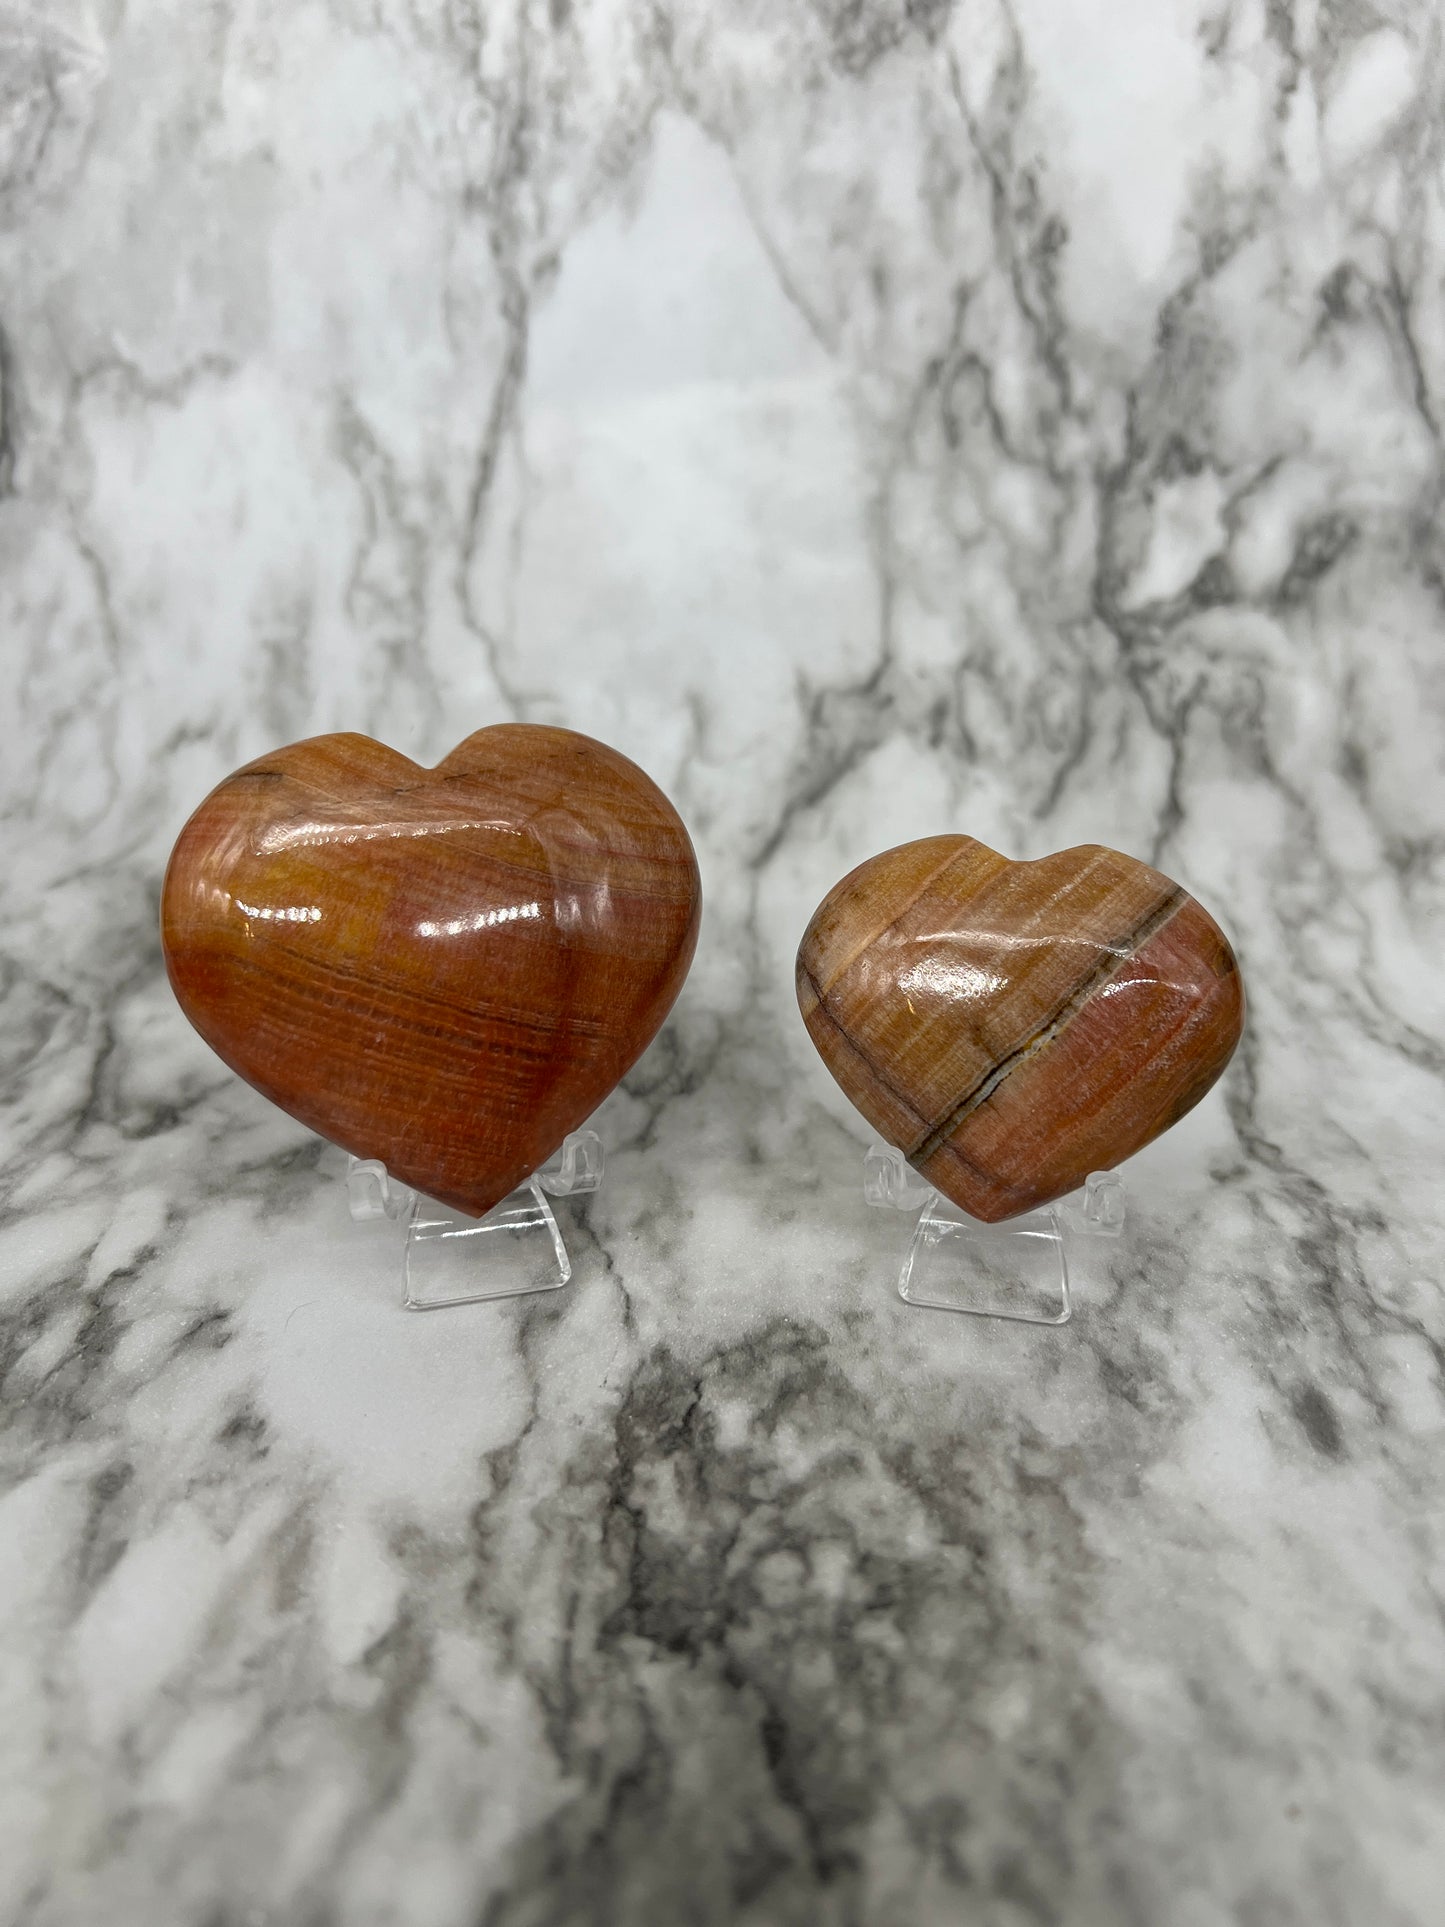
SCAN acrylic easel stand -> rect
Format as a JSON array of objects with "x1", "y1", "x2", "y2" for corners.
[
  {"x1": 345, "y1": 1130, "x2": 604, "y2": 1310},
  {"x1": 863, "y1": 1143, "x2": 1125, "y2": 1326}
]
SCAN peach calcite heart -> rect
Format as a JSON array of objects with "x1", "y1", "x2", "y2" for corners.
[
  {"x1": 162, "y1": 724, "x2": 701, "y2": 1217},
  {"x1": 796, "y1": 837, "x2": 1244, "y2": 1222}
]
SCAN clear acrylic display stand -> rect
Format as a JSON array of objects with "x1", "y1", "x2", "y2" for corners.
[
  {"x1": 863, "y1": 1142, "x2": 1125, "y2": 1325},
  {"x1": 345, "y1": 1130, "x2": 604, "y2": 1310}
]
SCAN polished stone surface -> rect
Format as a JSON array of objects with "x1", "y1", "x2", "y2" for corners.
[
  {"x1": 1, "y1": 2, "x2": 1443, "y2": 1923},
  {"x1": 799, "y1": 836, "x2": 1244, "y2": 1221},
  {"x1": 162, "y1": 724, "x2": 700, "y2": 1217}
]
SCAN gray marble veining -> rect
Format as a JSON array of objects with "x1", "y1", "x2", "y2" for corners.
[{"x1": 1, "y1": 2, "x2": 1443, "y2": 1922}]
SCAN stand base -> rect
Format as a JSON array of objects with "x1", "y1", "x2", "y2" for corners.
[
  {"x1": 900, "y1": 1200, "x2": 1070, "y2": 1324},
  {"x1": 346, "y1": 1130, "x2": 604, "y2": 1310},
  {"x1": 865, "y1": 1143, "x2": 1125, "y2": 1326},
  {"x1": 405, "y1": 1180, "x2": 570, "y2": 1310}
]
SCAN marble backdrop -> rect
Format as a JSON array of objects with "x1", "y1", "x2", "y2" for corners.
[{"x1": 2, "y1": 1, "x2": 1443, "y2": 1922}]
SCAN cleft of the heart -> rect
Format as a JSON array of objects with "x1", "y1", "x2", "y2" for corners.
[
  {"x1": 162, "y1": 724, "x2": 701, "y2": 1217},
  {"x1": 797, "y1": 836, "x2": 1244, "y2": 1222}
]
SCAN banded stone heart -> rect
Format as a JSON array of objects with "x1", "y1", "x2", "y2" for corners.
[
  {"x1": 796, "y1": 838, "x2": 1244, "y2": 1222},
  {"x1": 162, "y1": 724, "x2": 701, "y2": 1217}
]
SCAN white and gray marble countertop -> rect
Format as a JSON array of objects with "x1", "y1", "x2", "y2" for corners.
[{"x1": 2, "y1": 3, "x2": 1443, "y2": 1922}]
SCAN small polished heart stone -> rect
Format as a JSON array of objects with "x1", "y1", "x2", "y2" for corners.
[
  {"x1": 796, "y1": 837, "x2": 1244, "y2": 1222},
  {"x1": 162, "y1": 724, "x2": 701, "y2": 1217}
]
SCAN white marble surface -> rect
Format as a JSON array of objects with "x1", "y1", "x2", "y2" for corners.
[{"x1": 2, "y1": 2, "x2": 1444, "y2": 1921}]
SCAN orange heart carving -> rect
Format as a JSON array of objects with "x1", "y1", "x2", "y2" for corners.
[
  {"x1": 162, "y1": 725, "x2": 701, "y2": 1217},
  {"x1": 797, "y1": 837, "x2": 1244, "y2": 1222}
]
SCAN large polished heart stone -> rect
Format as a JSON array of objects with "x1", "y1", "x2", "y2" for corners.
[
  {"x1": 796, "y1": 837, "x2": 1244, "y2": 1222},
  {"x1": 162, "y1": 724, "x2": 701, "y2": 1217}
]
